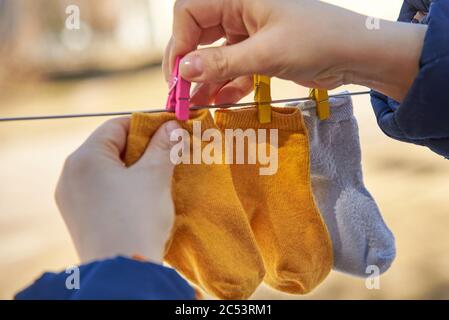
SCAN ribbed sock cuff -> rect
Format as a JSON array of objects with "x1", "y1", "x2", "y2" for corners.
[
  {"x1": 296, "y1": 93, "x2": 354, "y2": 123},
  {"x1": 130, "y1": 112, "x2": 175, "y2": 137},
  {"x1": 131, "y1": 109, "x2": 216, "y2": 135},
  {"x1": 214, "y1": 107, "x2": 305, "y2": 132}
]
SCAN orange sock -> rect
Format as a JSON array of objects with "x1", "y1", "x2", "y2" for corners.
[
  {"x1": 124, "y1": 109, "x2": 265, "y2": 300},
  {"x1": 214, "y1": 107, "x2": 333, "y2": 294}
]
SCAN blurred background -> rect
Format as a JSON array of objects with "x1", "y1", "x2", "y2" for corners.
[{"x1": 1, "y1": 0, "x2": 449, "y2": 300}]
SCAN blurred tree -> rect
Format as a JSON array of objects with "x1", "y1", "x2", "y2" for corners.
[{"x1": 0, "y1": 0, "x2": 172, "y2": 82}]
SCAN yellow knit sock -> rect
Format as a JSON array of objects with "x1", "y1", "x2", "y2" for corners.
[
  {"x1": 214, "y1": 107, "x2": 333, "y2": 294},
  {"x1": 124, "y1": 109, "x2": 265, "y2": 300}
]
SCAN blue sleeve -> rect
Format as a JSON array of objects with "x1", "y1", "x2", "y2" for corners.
[
  {"x1": 370, "y1": 0, "x2": 449, "y2": 158},
  {"x1": 398, "y1": 0, "x2": 431, "y2": 23},
  {"x1": 14, "y1": 256, "x2": 195, "y2": 300}
]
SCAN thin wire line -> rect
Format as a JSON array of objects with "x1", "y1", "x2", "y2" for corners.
[{"x1": 0, "y1": 90, "x2": 370, "y2": 122}]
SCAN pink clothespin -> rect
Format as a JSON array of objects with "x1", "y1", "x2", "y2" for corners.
[{"x1": 166, "y1": 56, "x2": 191, "y2": 121}]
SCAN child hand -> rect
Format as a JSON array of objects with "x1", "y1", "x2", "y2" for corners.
[
  {"x1": 55, "y1": 118, "x2": 180, "y2": 264},
  {"x1": 164, "y1": 0, "x2": 426, "y2": 104}
]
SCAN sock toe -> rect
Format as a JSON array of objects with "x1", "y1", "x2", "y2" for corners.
[
  {"x1": 335, "y1": 188, "x2": 396, "y2": 276},
  {"x1": 366, "y1": 237, "x2": 396, "y2": 274}
]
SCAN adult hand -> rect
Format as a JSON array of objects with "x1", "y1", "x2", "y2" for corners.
[
  {"x1": 55, "y1": 118, "x2": 180, "y2": 264},
  {"x1": 164, "y1": 0, "x2": 427, "y2": 104}
]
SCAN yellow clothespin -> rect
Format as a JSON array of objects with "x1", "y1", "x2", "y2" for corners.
[
  {"x1": 309, "y1": 88, "x2": 330, "y2": 120},
  {"x1": 254, "y1": 75, "x2": 272, "y2": 124}
]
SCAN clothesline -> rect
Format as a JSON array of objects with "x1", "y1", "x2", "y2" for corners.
[{"x1": 0, "y1": 91, "x2": 371, "y2": 122}]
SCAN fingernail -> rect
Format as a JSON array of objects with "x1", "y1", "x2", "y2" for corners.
[
  {"x1": 180, "y1": 56, "x2": 203, "y2": 79},
  {"x1": 165, "y1": 121, "x2": 181, "y2": 144}
]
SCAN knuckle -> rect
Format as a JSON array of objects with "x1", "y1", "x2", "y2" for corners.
[
  {"x1": 102, "y1": 117, "x2": 123, "y2": 130},
  {"x1": 63, "y1": 148, "x2": 95, "y2": 176},
  {"x1": 55, "y1": 151, "x2": 87, "y2": 208}
]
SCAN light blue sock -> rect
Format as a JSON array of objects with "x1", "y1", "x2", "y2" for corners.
[{"x1": 299, "y1": 96, "x2": 396, "y2": 277}]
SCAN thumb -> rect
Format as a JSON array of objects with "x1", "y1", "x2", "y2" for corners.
[
  {"x1": 135, "y1": 121, "x2": 181, "y2": 170},
  {"x1": 179, "y1": 35, "x2": 271, "y2": 83}
]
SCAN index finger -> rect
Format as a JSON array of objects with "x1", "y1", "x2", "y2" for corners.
[
  {"x1": 169, "y1": 0, "x2": 233, "y2": 73},
  {"x1": 84, "y1": 117, "x2": 131, "y2": 156}
]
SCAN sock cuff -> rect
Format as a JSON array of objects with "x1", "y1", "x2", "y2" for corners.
[
  {"x1": 297, "y1": 93, "x2": 354, "y2": 123},
  {"x1": 130, "y1": 112, "x2": 175, "y2": 137},
  {"x1": 182, "y1": 109, "x2": 216, "y2": 132},
  {"x1": 131, "y1": 109, "x2": 216, "y2": 136},
  {"x1": 214, "y1": 107, "x2": 305, "y2": 132}
]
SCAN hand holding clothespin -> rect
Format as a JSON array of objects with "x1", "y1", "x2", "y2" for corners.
[
  {"x1": 309, "y1": 88, "x2": 330, "y2": 120},
  {"x1": 254, "y1": 75, "x2": 272, "y2": 124},
  {"x1": 166, "y1": 56, "x2": 191, "y2": 121}
]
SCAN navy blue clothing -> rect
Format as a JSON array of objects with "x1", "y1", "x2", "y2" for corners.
[
  {"x1": 15, "y1": 256, "x2": 195, "y2": 300},
  {"x1": 399, "y1": 0, "x2": 431, "y2": 23},
  {"x1": 371, "y1": 0, "x2": 449, "y2": 158}
]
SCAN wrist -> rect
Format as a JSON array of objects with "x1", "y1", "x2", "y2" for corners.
[
  {"x1": 76, "y1": 230, "x2": 167, "y2": 265},
  {"x1": 343, "y1": 18, "x2": 427, "y2": 102}
]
